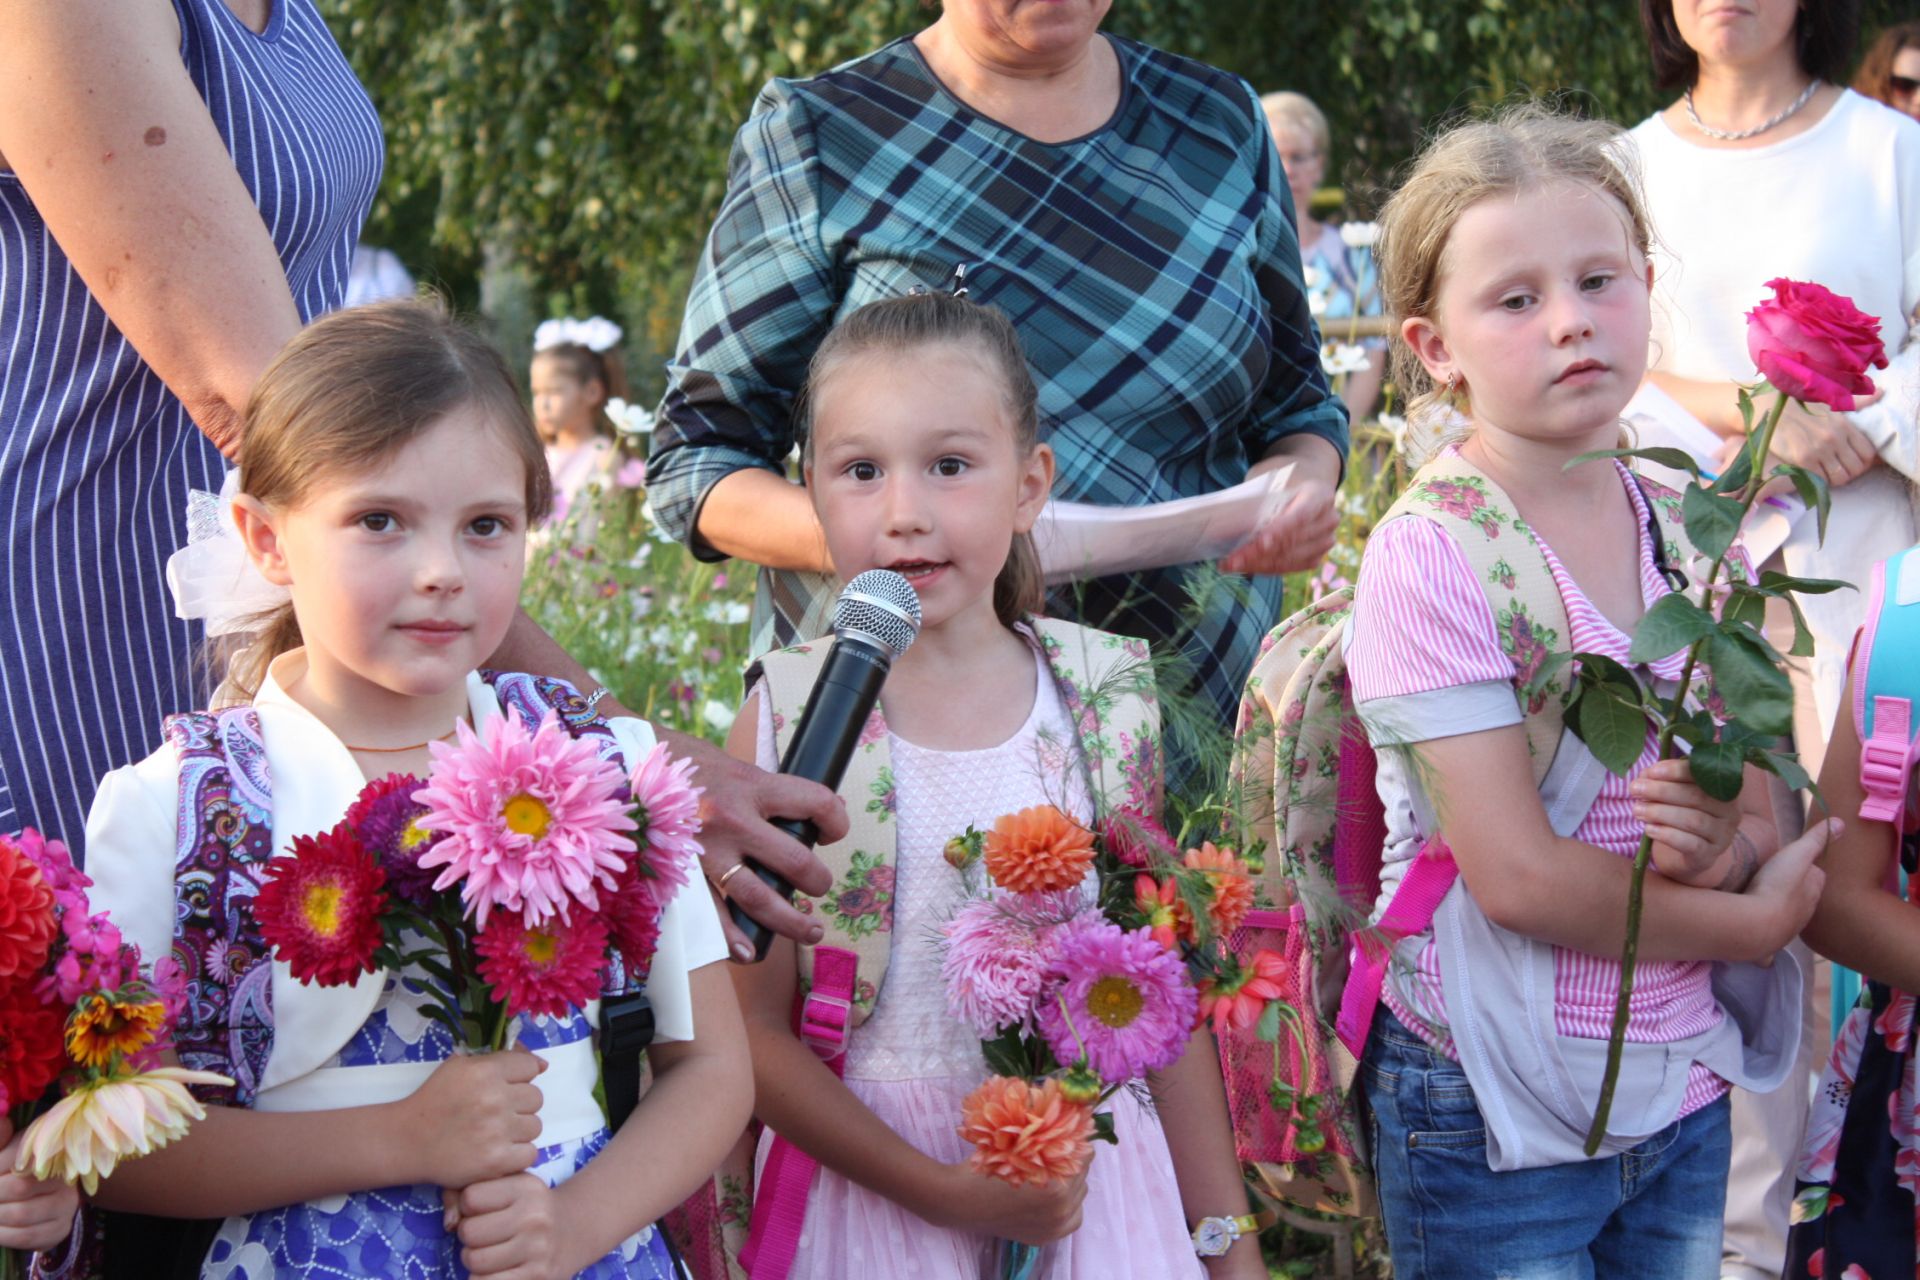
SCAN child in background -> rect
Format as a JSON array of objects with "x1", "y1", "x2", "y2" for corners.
[
  {"x1": 532, "y1": 316, "x2": 632, "y2": 523},
  {"x1": 1346, "y1": 107, "x2": 1834, "y2": 1276},
  {"x1": 82, "y1": 299, "x2": 749, "y2": 1278},
  {"x1": 725, "y1": 292, "x2": 1263, "y2": 1278}
]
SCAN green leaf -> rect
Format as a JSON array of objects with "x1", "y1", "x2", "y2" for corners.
[
  {"x1": 1706, "y1": 632, "x2": 1794, "y2": 736},
  {"x1": 1774, "y1": 464, "x2": 1832, "y2": 544},
  {"x1": 1783, "y1": 596, "x2": 1814, "y2": 658},
  {"x1": 1687, "y1": 741, "x2": 1745, "y2": 802},
  {"x1": 1722, "y1": 586, "x2": 1768, "y2": 634},
  {"x1": 1711, "y1": 444, "x2": 1755, "y2": 496},
  {"x1": 1721, "y1": 618, "x2": 1786, "y2": 666},
  {"x1": 1255, "y1": 998, "x2": 1284, "y2": 1044},
  {"x1": 1668, "y1": 709, "x2": 1716, "y2": 747},
  {"x1": 1576, "y1": 652, "x2": 1642, "y2": 697},
  {"x1": 1566, "y1": 682, "x2": 1650, "y2": 776},
  {"x1": 980, "y1": 1028, "x2": 1029, "y2": 1080},
  {"x1": 1091, "y1": 1110, "x2": 1118, "y2": 1146},
  {"x1": 1628, "y1": 593, "x2": 1716, "y2": 663},
  {"x1": 1565, "y1": 446, "x2": 1700, "y2": 477},
  {"x1": 1753, "y1": 749, "x2": 1812, "y2": 792},
  {"x1": 1681, "y1": 485, "x2": 1743, "y2": 562},
  {"x1": 1757, "y1": 570, "x2": 1851, "y2": 597}
]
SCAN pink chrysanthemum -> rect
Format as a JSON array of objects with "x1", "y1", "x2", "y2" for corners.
[
  {"x1": 346, "y1": 773, "x2": 441, "y2": 908},
  {"x1": 1037, "y1": 918, "x2": 1196, "y2": 1084},
  {"x1": 627, "y1": 743, "x2": 701, "y2": 897},
  {"x1": 416, "y1": 711, "x2": 637, "y2": 928},
  {"x1": 474, "y1": 906, "x2": 611, "y2": 1020},
  {"x1": 941, "y1": 897, "x2": 1062, "y2": 1040}
]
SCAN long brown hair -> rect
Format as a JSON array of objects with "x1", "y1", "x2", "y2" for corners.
[
  {"x1": 223, "y1": 297, "x2": 549, "y2": 696},
  {"x1": 797, "y1": 291, "x2": 1046, "y2": 628},
  {"x1": 1856, "y1": 22, "x2": 1920, "y2": 110}
]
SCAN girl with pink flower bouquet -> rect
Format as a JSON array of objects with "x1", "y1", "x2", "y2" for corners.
[
  {"x1": 74, "y1": 299, "x2": 750, "y2": 1280},
  {"x1": 720, "y1": 292, "x2": 1261, "y2": 1280}
]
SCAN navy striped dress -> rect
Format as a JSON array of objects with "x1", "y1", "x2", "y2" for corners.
[{"x1": 0, "y1": 0, "x2": 382, "y2": 856}]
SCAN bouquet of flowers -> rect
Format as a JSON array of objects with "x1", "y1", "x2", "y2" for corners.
[
  {"x1": 0, "y1": 829, "x2": 231, "y2": 1279},
  {"x1": 940, "y1": 802, "x2": 1255, "y2": 1274},
  {"x1": 253, "y1": 710, "x2": 702, "y2": 1052}
]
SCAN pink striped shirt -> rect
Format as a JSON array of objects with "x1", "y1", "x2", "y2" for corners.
[{"x1": 1347, "y1": 458, "x2": 1729, "y2": 1116}]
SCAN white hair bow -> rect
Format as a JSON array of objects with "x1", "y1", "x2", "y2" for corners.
[
  {"x1": 165, "y1": 470, "x2": 291, "y2": 637},
  {"x1": 534, "y1": 315, "x2": 623, "y2": 353}
]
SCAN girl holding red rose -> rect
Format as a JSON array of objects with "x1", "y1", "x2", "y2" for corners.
[{"x1": 1346, "y1": 106, "x2": 1832, "y2": 1277}]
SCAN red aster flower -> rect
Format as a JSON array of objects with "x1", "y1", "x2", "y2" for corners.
[
  {"x1": 601, "y1": 873, "x2": 663, "y2": 979},
  {"x1": 0, "y1": 980, "x2": 68, "y2": 1111},
  {"x1": 254, "y1": 826, "x2": 388, "y2": 987},
  {"x1": 474, "y1": 906, "x2": 610, "y2": 1021},
  {"x1": 0, "y1": 832, "x2": 58, "y2": 983}
]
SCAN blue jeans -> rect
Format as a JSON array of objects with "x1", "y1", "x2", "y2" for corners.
[{"x1": 1360, "y1": 1010, "x2": 1731, "y2": 1279}]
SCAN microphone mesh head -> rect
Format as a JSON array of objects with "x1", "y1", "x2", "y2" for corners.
[{"x1": 835, "y1": 570, "x2": 922, "y2": 659}]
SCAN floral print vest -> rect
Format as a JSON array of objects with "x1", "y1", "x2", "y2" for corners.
[{"x1": 749, "y1": 617, "x2": 1161, "y2": 1031}]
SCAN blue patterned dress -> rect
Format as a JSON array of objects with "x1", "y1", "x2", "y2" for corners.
[
  {"x1": 0, "y1": 0, "x2": 381, "y2": 854},
  {"x1": 200, "y1": 959, "x2": 685, "y2": 1280}
]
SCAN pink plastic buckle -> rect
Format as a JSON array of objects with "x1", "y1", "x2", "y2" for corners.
[{"x1": 798, "y1": 991, "x2": 852, "y2": 1058}]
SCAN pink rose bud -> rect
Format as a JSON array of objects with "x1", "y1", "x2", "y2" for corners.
[{"x1": 1744, "y1": 278, "x2": 1887, "y2": 412}]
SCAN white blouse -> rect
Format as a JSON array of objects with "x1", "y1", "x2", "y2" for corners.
[{"x1": 85, "y1": 652, "x2": 727, "y2": 1129}]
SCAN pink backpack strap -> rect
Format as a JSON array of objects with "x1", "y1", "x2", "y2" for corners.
[
  {"x1": 738, "y1": 946, "x2": 860, "y2": 1279},
  {"x1": 1852, "y1": 555, "x2": 1920, "y2": 827},
  {"x1": 1334, "y1": 840, "x2": 1457, "y2": 1057}
]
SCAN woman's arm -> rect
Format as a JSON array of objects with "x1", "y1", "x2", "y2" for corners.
[
  {"x1": 1148, "y1": 1031, "x2": 1263, "y2": 1279},
  {"x1": 1800, "y1": 680, "x2": 1920, "y2": 986},
  {"x1": 90, "y1": 1048, "x2": 547, "y2": 1217},
  {"x1": 693, "y1": 469, "x2": 834, "y2": 573},
  {"x1": 0, "y1": 0, "x2": 304, "y2": 455},
  {"x1": 1420, "y1": 723, "x2": 1830, "y2": 964}
]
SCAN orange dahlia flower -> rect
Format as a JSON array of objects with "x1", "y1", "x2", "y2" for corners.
[
  {"x1": 1183, "y1": 843, "x2": 1255, "y2": 940},
  {"x1": 1196, "y1": 949, "x2": 1288, "y2": 1036},
  {"x1": 1132, "y1": 875, "x2": 1192, "y2": 950},
  {"x1": 983, "y1": 806, "x2": 1095, "y2": 895},
  {"x1": 958, "y1": 1075, "x2": 1094, "y2": 1186}
]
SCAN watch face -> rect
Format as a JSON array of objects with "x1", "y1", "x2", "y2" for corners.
[{"x1": 1194, "y1": 1220, "x2": 1232, "y2": 1257}]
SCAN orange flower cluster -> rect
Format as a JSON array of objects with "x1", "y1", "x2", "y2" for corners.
[
  {"x1": 983, "y1": 806, "x2": 1095, "y2": 895},
  {"x1": 958, "y1": 1075, "x2": 1094, "y2": 1187},
  {"x1": 1183, "y1": 843, "x2": 1254, "y2": 940}
]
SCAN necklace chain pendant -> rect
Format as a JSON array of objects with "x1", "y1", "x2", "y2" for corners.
[{"x1": 1684, "y1": 80, "x2": 1820, "y2": 142}]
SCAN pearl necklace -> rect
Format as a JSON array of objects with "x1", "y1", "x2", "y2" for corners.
[{"x1": 1684, "y1": 79, "x2": 1820, "y2": 141}]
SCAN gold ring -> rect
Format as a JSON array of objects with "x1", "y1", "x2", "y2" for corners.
[{"x1": 713, "y1": 862, "x2": 749, "y2": 899}]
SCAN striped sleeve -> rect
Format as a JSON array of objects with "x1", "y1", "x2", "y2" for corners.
[{"x1": 1347, "y1": 518, "x2": 1522, "y2": 746}]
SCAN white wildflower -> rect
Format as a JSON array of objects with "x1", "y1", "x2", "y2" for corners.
[
  {"x1": 1320, "y1": 342, "x2": 1369, "y2": 377},
  {"x1": 1339, "y1": 221, "x2": 1379, "y2": 249}
]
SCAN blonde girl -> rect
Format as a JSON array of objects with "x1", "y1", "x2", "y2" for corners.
[{"x1": 1345, "y1": 108, "x2": 1835, "y2": 1276}]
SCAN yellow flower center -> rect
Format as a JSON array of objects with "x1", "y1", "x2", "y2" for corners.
[
  {"x1": 1087, "y1": 976, "x2": 1144, "y2": 1030},
  {"x1": 399, "y1": 819, "x2": 431, "y2": 850},
  {"x1": 301, "y1": 882, "x2": 345, "y2": 937},
  {"x1": 522, "y1": 928, "x2": 560, "y2": 968},
  {"x1": 502, "y1": 793, "x2": 553, "y2": 840}
]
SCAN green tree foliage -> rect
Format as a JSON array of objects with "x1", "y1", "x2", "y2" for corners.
[{"x1": 320, "y1": 0, "x2": 1907, "y2": 393}]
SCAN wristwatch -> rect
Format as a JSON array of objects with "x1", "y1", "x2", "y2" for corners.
[{"x1": 1190, "y1": 1212, "x2": 1264, "y2": 1258}]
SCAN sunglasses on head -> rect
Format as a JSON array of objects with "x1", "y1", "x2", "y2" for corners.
[{"x1": 1893, "y1": 74, "x2": 1920, "y2": 96}]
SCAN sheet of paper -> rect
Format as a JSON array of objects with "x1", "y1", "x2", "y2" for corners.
[
  {"x1": 1033, "y1": 464, "x2": 1296, "y2": 584},
  {"x1": 1622, "y1": 381, "x2": 1804, "y2": 564}
]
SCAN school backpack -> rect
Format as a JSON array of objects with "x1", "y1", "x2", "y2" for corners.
[
  {"x1": 35, "y1": 673, "x2": 656, "y2": 1280},
  {"x1": 1223, "y1": 451, "x2": 1696, "y2": 1217}
]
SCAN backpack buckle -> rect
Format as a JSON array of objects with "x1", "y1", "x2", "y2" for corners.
[
  {"x1": 1860, "y1": 732, "x2": 1914, "y2": 824},
  {"x1": 798, "y1": 992, "x2": 853, "y2": 1059}
]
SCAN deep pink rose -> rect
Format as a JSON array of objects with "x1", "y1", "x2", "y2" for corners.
[{"x1": 1745, "y1": 278, "x2": 1887, "y2": 411}]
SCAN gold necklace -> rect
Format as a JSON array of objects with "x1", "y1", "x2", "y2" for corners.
[{"x1": 343, "y1": 726, "x2": 461, "y2": 754}]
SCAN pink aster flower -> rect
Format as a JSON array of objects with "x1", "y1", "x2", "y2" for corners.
[
  {"x1": 627, "y1": 743, "x2": 701, "y2": 895},
  {"x1": 416, "y1": 710, "x2": 637, "y2": 928},
  {"x1": 474, "y1": 906, "x2": 611, "y2": 1021},
  {"x1": 942, "y1": 897, "x2": 1061, "y2": 1039},
  {"x1": 1037, "y1": 918, "x2": 1196, "y2": 1083}
]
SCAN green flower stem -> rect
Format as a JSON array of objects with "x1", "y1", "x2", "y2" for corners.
[{"x1": 1583, "y1": 391, "x2": 1790, "y2": 1155}]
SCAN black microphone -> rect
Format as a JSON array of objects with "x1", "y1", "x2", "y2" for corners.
[{"x1": 730, "y1": 569, "x2": 922, "y2": 961}]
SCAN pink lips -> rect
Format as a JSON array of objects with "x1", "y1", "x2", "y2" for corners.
[
  {"x1": 398, "y1": 620, "x2": 468, "y2": 645},
  {"x1": 1555, "y1": 358, "x2": 1608, "y2": 385},
  {"x1": 886, "y1": 559, "x2": 948, "y2": 587}
]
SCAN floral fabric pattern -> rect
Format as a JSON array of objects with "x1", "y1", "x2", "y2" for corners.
[{"x1": 1786, "y1": 979, "x2": 1920, "y2": 1279}]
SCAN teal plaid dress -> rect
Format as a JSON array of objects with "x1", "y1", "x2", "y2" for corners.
[{"x1": 647, "y1": 34, "x2": 1347, "y2": 739}]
